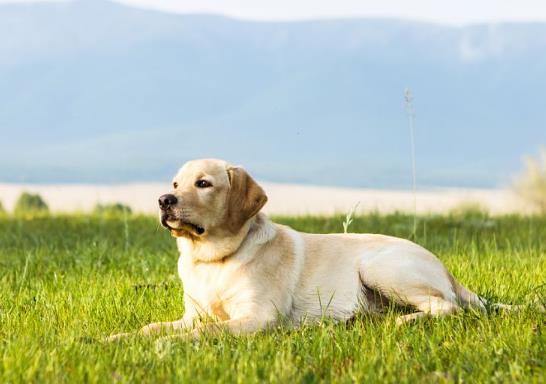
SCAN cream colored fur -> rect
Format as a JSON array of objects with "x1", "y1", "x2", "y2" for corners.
[{"x1": 109, "y1": 159, "x2": 516, "y2": 341}]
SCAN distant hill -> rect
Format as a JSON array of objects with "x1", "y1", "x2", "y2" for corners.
[{"x1": 1, "y1": 0, "x2": 545, "y2": 187}]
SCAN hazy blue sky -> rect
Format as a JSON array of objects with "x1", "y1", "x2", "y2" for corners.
[
  {"x1": 2, "y1": 0, "x2": 546, "y2": 25},
  {"x1": 1, "y1": 0, "x2": 545, "y2": 186}
]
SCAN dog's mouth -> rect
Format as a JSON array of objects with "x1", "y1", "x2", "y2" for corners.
[{"x1": 160, "y1": 214, "x2": 205, "y2": 237}]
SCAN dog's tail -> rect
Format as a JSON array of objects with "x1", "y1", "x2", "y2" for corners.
[{"x1": 450, "y1": 274, "x2": 545, "y2": 313}]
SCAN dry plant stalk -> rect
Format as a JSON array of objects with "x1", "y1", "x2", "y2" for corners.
[
  {"x1": 405, "y1": 88, "x2": 417, "y2": 236},
  {"x1": 515, "y1": 147, "x2": 546, "y2": 213}
]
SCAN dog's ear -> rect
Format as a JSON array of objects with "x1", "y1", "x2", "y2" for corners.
[{"x1": 225, "y1": 167, "x2": 267, "y2": 233}]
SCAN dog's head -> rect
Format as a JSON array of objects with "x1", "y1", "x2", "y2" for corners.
[{"x1": 158, "y1": 159, "x2": 267, "y2": 239}]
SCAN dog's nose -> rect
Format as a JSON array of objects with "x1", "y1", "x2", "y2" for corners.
[{"x1": 158, "y1": 194, "x2": 177, "y2": 210}]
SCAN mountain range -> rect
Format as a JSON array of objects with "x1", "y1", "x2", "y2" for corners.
[{"x1": 1, "y1": 0, "x2": 545, "y2": 187}]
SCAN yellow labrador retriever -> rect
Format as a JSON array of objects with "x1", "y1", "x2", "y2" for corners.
[{"x1": 111, "y1": 158, "x2": 515, "y2": 340}]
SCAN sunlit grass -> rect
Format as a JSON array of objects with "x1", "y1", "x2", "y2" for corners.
[{"x1": 1, "y1": 213, "x2": 545, "y2": 382}]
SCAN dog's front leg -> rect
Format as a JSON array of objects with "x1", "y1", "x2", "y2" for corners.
[
  {"x1": 105, "y1": 317, "x2": 194, "y2": 342},
  {"x1": 168, "y1": 316, "x2": 275, "y2": 339},
  {"x1": 140, "y1": 310, "x2": 198, "y2": 336},
  {"x1": 105, "y1": 309, "x2": 198, "y2": 342}
]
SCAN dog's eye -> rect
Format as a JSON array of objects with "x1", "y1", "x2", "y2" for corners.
[
  {"x1": 195, "y1": 179, "x2": 212, "y2": 188},
  {"x1": 173, "y1": 182, "x2": 178, "y2": 189}
]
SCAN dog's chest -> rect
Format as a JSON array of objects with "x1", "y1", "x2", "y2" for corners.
[{"x1": 178, "y1": 256, "x2": 249, "y2": 320}]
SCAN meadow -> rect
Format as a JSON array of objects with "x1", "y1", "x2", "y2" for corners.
[{"x1": 1, "y1": 212, "x2": 545, "y2": 383}]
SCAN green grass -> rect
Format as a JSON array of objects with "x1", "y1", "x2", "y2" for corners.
[{"x1": 1, "y1": 213, "x2": 545, "y2": 383}]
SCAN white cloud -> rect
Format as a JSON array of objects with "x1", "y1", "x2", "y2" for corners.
[{"x1": 459, "y1": 25, "x2": 507, "y2": 62}]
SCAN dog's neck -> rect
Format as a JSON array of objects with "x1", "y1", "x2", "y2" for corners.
[{"x1": 176, "y1": 213, "x2": 276, "y2": 263}]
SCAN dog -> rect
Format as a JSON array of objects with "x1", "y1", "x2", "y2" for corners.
[{"x1": 110, "y1": 158, "x2": 520, "y2": 340}]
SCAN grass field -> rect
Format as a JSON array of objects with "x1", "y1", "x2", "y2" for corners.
[{"x1": 1, "y1": 212, "x2": 545, "y2": 383}]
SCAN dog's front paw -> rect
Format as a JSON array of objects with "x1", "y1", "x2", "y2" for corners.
[
  {"x1": 103, "y1": 332, "x2": 132, "y2": 342},
  {"x1": 155, "y1": 329, "x2": 198, "y2": 344},
  {"x1": 141, "y1": 323, "x2": 161, "y2": 335},
  {"x1": 141, "y1": 322, "x2": 173, "y2": 335}
]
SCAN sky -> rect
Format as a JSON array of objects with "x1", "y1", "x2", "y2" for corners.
[
  {"x1": 2, "y1": 0, "x2": 546, "y2": 25},
  {"x1": 1, "y1": 0, "x2": 545, "y2": 187}
]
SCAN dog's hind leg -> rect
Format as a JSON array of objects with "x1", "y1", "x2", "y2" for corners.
[
  {"x1": 395, "y1": 295, "x2": 462, "y2": 325},
  {"x1": 359, "y1": 243, "x2": 465, "y2": 324}
]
